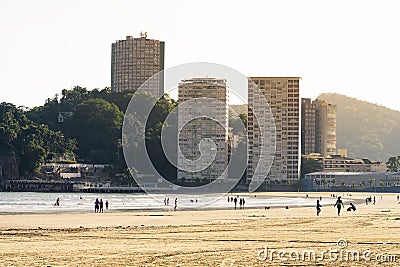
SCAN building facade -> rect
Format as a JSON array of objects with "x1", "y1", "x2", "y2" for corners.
[
  {"x1": 177, "y1": 78, "x2": 229, "y2": 183},
  {"x1": 306, "y1": 153, "x2": 387, "y2": 173},
  {"x1": 301, "y1": 98, "x2": 316, "y2": 155},
  {"x1": 111, "y1": 34, "x2": 165, "y2": 96},
  {"x1": 247, "y1": 77, "x2": 300, "y2": 185},
  {"x1": 314, "y1": 99, "x2": 336, "y2": 156},
  {"x1": 301, "y1": 98, "x2": 337, "y2": 156}
]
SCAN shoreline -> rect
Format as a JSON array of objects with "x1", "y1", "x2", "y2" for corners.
[
  {"x1": 0, "y1": 191, "x2": 361, "y2": 216},
  {"x1": 0, "y1": 192, "x2": 392, "y2": 229}
]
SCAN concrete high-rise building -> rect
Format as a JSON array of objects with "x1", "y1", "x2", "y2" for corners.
[
  {"x1": 247, "y1": 77, "x2": 300, "y2": 185},
  {"x1": 111, "y1": 33, "x2": 165, "y2": 96},
  {"x1": 177, "y1": 78, "x2": 229, "y2": 183},
  {"x1": 313, "y1": 99, "x2": 336, "y2": 157},
  {"x1": 301, "y1": 98, "x2": 316, "y2": 155}
]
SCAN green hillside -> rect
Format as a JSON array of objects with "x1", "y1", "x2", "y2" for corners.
[{"x1": 318, "y1": 93, "x2": 400, "y2": 162}]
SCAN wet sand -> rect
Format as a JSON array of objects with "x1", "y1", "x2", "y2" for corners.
[{"x1": 0, "y1": 192, "x2": 399, "y2": 266}]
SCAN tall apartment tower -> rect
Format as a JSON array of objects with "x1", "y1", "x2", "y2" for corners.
[
  {"x1": 177, "y1": 78, "x2": 229, "y2": 183},
  {"x1": 111, "y1": 33, "x2": 165, "y2": 96},
  {"x1": 301, "y1": 98, "x2": 316, "y2": 155},
  {"x1": 313, "y1": 99, "x2": 336, "y2": 156},
  {"x1": 247, "y1": 77, "x2": 300, "y2": 185}
]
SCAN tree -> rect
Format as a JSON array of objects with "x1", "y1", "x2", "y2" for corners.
[
  {"x1": 1, "y1": 103, "x2": 76, "y2": 176},
  {"x1": 386, "y1": 156, "x2": 400, "y2": 172},
  {"x1": 300, "y1": 155, "x2": 323, "y2": 179},
  {"x1": 64, "y1": 99, "x2": 123, "y2": 163}
]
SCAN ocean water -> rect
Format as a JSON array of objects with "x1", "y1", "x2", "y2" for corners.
[{"x1": 0, "y1": 192, "x2": 342, "y2": 214}]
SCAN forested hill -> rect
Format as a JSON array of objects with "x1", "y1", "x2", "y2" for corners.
[{"x1": 318, "y1": 93, "x2": 400, "y2": 162}]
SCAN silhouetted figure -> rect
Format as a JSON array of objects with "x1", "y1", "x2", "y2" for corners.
[
  {"x1": 373, "y1": 196, "x2": 376, "y2": 205},
  {"x1": 94, "y1": 198, "x2": 100, "y2": 213},
  {"x1": 397, "y1": 195, "x2": 399, "y2": 202},
  {"x1": 366, "y1": 198, "x2": 369, "y2": 205},
  {"x1": 334, "y1": 196, "x2": 344, "y2": 216},
  {"x1": 105, "y1": 200, "x2": 109, "y2": 210},
  {"x1": 316, "y1": 200, "x2": 322, "y2": 216},
  {"x1": 228, "y1": 196, "x2": 230, "y2": 202},
  {"x1": 347, "y1": 203, "x2": 356, "y2": 212},
  {"x1": 239, "y1": 198, "x2": 243, "y2": 209},
  {"x1": 265, "y1": 207, "x2": 270, "y2": 210},
  {"x1": 285, "y1": 206, "x2": 289, "y2": 209},
  {"x1": 174, "y1": 198, "x2": 177, "y2": 211},
  {"x1": 234, "y1": 197, "x2": 237, "y2": 210},
  {"x1": 99, "y1": 199, "x2": 104, "y2": 213},
  {"x1": 54, "y1": 197, "x2": 60, "y2": 206},
  {"x1": 242, "y1": 198, "x2": 245, "y2": 209}
]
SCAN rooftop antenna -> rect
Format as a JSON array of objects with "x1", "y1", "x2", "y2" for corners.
[{"x1": 140, "y1": 31, "x2": 148, "y2": 38}]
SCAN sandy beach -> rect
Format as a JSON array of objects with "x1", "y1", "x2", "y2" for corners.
[{"x1": 1, "y1": 192, "x2": 399, "y2": 266}]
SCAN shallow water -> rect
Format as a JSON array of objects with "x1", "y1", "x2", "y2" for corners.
[{"x1": 0, "y1": 192, "x2": 342, "y2": 214}]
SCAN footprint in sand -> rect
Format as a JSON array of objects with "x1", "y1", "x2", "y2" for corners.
[{"x1": 220, "y1": 258, "x2": 236, "y2": 267}]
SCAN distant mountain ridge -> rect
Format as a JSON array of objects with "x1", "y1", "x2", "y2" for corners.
[{"x1": 318, "y1": 93, "x2": 400, "y2": 162}]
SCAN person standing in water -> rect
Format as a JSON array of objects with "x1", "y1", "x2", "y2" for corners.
[
  {"x1": 316, "y1": 199, "x2": 322, "y2": 216},
  {"x1": 334, "y1": 196, "x2": 344, "y2": 216},
  {"x1": 174, "y1": 198, "x2": 178, "y2": 211},
  {"x1": 105, "y1": 200, "x2": 109, "y2": 210}
]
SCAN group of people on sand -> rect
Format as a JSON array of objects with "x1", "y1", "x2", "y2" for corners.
[
  {"x1": 228, "y1": 196, "x2": 245, "y2": 210},
  {"x1": 365, "y1": 196, "x2": 376, "y2": 205},
  {"x1": 163, "y1": 197, "x2": 178, "y2": 211},
  {"x1": 316, "y1": 196, "x2": 357, "y2": 216},
  {"x1": 94, "y1": 198, "x2": 108, "y2": 213}
]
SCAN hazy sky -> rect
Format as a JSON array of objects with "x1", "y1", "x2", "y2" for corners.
[{"x1": 1, "y1": 0, "x2": 400, "y2": 110}]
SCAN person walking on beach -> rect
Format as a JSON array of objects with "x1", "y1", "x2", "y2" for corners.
[
  {"x1": 242, "y1": 198, "x2": 245, "y2": 209},
  {"x1": 233, "y1": 197, "x2": 238, "y2": 210},
  {"x1": 105, "y1": 200, "x2": 109, "y2": 210},
  {"x1": 316, "y1": 199, "x2": 322, "y2": 216},
  {"x1": 334, "y1": 196, "x2": 344, "y2": 216},
  {"x1": 373, "y1": 196, "x2": 376, "y2": 205},
  {"x1": 174, "y1": 198, "x2": 177, "y2": 211},
  {"x1": 239, "y1": 198, "x2": 243, "y2": 209},
  {"x1": 94, "y1": 198, "x2": 100, "y2": 213},
  {"x1": 99, "y1": 199, "x2": 104, "y2": 213},
  {"x1": 54, "y1": 197, "x2": 60, "y2": 206}
]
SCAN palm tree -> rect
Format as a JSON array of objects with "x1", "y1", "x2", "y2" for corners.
[{"x1": 369, "y1": 179, "x2": 374, "y2": 188}]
